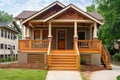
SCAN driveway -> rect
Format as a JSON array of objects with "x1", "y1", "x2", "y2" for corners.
[
  {"x1": 46, "y1": 71, "x2": 82, "y2": 80},
  {"x1": 90, "y1": 65, "x2": 120, "y2": 80}
]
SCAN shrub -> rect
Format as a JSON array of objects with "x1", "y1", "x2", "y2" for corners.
[
  {"x1": 1, "y1": 58, "x2": 5, "y2": 62},
  {"x1": 81, "y1": 57, "x2": 87, "y2": 65},
  {"x1": 113, "y1": 53, "x2": 120, "y2": 62},
  {"x1": 7, "y1": 57, "x2": 12, "y2": 62},
  {"x1": 117, "y1": 75, "x2": 120, "y2": 80}
]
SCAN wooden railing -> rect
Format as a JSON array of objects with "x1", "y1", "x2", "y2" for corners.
[
  {"x1": 47, "y1": 41, "x2": 52, "y2": 54},
  {"x1": 19, "y1": 40, "x2": 49, "y2": 50},
  {"x1": 78, "y1": 40, "x2": 101, "y2": 52},
  {"x1": 74, "y1": 41, "x2": 80, "y2": 70},
  {"x1": 101, "y1": 45, "x2": 111, "y2": 69}
]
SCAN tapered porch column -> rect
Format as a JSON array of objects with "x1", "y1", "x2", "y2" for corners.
[
  {"x1": 20, "y1": 20, "x2": 25, "y2": 40},
  {"x1": 48, "y1": 22, "x2": 52, "y2": 38},
  {"x1": 74, "y1": 21, "x2": 78, "y2": 46},
  {"x1": 93, "y1": 22, "x2": 98, "y2": 39},
  {"x1": 74, "y1": 21, "x2": 78, "y2": 38},
  {"x1": 26, "y1": 27, "x2": 30, "y2": 40}
]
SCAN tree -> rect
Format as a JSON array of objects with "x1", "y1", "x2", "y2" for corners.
[
  {"x1": 0, "y1": 11, "x2": 13, "y2": 22},
  {"x1": 86, "y1": 4, "x2": 96, "y2": 12},
  {"x1": 97, "y1": 0, "x2": 120, "y2": 52}
]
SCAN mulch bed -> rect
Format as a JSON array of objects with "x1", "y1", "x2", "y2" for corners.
[
  {"x1": 0, "y1": 63, "x2": 44, "y2": 70},
  {"x1": 0, "y1": 63, "x2": 107, "y2": 71},
  {"x1": 81, "y1": 64, "x2": 107, "y2": 71},
  {"x1": 81, "y1": 64, "x2": 108, "y2": 80}
]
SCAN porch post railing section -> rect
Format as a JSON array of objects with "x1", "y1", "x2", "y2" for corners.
[
  {"x1": 78, "y1": 40, "x2": 101, "y2": 51},
  {"x1": 19, "y1": 40, "x2": 49, "y2": 50}
]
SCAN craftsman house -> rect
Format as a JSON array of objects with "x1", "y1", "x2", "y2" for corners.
[{"x1": 15, "y1": 1, "x2": 111, "y2": 70}]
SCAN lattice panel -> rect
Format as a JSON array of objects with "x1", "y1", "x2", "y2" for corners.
[{"x1": 28, "y1": 54, "x2": 44, "y2": 64}]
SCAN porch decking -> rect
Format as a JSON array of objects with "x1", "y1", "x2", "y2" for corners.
[{"x1": 19, "y1": 40, "x2": 111, "y2": 70}]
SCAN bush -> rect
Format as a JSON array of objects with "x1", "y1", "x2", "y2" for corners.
[
  {"x1": 117, "y1": 75, "x2": 120, "y2": 80},
  {"x1": 81, "y1": 57, "x2": 87, "y2": 65},
  {"x1": 1, "y1": 58, "x2": 5, "y2": 62},
  {"x1": 7, "y1": 57, "x2": 12, "y2": 62},
  {"x1": 113, "y1": 53, "x2": 120, "y2": 62}
]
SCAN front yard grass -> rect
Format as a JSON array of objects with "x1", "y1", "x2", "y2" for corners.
[{"x1": 0, "y1": 69, "x2": 47, "y2": 80}]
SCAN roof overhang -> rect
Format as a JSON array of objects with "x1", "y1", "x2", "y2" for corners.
[
  {"x1": 44, "y1": 4, "x2": 103, "y2": 25},
  {"x1": 22, "y1": 1, "x2": 65, "y2": 24}
]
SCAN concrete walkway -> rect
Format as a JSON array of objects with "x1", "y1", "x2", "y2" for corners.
[
  {"x1": 90, "y1": 65, "x2": 120, "y2": 80},
  {"x1": 111, "y1": 64, "x2": 120, "y2": 71},
  {"x1": 46, "y1": 71, "x2": 82, "y2": 80}
]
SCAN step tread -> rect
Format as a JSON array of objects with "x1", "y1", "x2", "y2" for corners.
[{"x1": 49, "y1": 67, "x2": 78, "y2": 70}]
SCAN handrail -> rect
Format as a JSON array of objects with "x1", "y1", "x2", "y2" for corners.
[
  {"x1": 75, "y1": 41, "x2": 79, "y2": 55},
  {"x1": 47, "y1": 41, "x2": 51, "y2": 55},
  {"x1": 101, "y1": 45, "x2": 111, "y2": 69}
]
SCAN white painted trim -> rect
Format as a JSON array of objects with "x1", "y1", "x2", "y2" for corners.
[
  {"x1": 48, "y1": 22, "x2": 52, "y2": 37},
  {"x1": 56, "y1": 29, "x2": 67, "y2": 50},
  {"x1": 78, "y1": 30, "x2": 86, "y2": 40},
  {"x1": 44, "y1": 5, "x2": 103, "y2": 25},
  {"x1": 49, "y1": 19, "x2": 93, "y2": 23},
  {"x1": 22, "y1": 1, "x2": 65, "y2": 24},
  {"x1": 74, "y1": 21, "x2": 78, "y2": 37},
  {"x1": 93, "y1": 22, "x2": 98, "y2": 38}
]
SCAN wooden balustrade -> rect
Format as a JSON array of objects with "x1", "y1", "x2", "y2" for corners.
[
  {"x1": 78, "y1": 40, "x2": 101, "y2": 53},
  {"x1": 101, "y1": 45, "x2": 111, "y2": 69},
  {"x1": 74, "y1": 40, "x2": 80, "y2": 70},
  {"x1": 19, "y1": 40, "x2": 49, "y2": 50}
]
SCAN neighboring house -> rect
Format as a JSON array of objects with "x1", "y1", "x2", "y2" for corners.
[
  {"x1": 15, "y1": 1, "x2": 111, "y2": 70},
  {"x1": 0, "y1": 21, "x2": 21, "y2": 61}
]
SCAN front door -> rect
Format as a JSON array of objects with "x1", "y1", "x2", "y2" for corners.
[{"x1": 58, "y1": 30, "x2": 66, "y2": 49}]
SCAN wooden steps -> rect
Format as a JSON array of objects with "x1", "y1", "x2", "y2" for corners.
[{"x1": 48, "y1": 50, "x2": 79, "y2": 70}]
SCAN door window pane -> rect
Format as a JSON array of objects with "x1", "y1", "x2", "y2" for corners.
[
  {"x1": 42, "y1": 30, "x2": 48, "y2": 40},
  {"x1": 34, "y1": 30, "x2": 40, "y2": 40}
]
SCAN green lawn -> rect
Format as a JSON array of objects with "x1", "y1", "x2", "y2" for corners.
[{"x1": 0, "y1": 69, "x2": 47, "y2": 80}]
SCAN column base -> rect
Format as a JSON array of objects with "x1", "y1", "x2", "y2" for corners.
[
  {"x1": 25, "y1": 37, "x2": 30, "y2": 40},
  {"x1": 93, "y1": 37, "x2": 98, "y2": 40},
  {"x1": 74, "y1": 37, "x2": 78, "y2": 42},
  {"x1": 48, "y1": 37, "x2": 52, "y2": 42}
]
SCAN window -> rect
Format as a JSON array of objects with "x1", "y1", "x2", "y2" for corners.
[
  {"x1": 42, "y1": 30, "x2": 48, "y2": 40},
  {"x1": 13, "y1": 34, "x2": 16, "y2": 40},
  {"x1": 5, "y1": 31, "x2": 7, "y2": 38},
  {"x1": 34, "y1": 30, "x2": 40, "y2": 40},
  {"x1": 8, "y1": 32, "x2": 10, "y2": 39},
  {"x1": 13, "y1": 45, "x2": 15, "y2": 50},
  {"x1": 8, "y1": 44, "x2": 11, "y2": 49},
  {"x1": 1, "y1": 29, "x2": 4, "y2": 37},
  {"x1": 5, "y1": 44, "x2": 7, "y2": 49},
  {"x1": 78, "y1": 32, "x2": 85, "y2": 40},
  {"x1": 11, "y1": 33, "x2": 12, "y2": 39},
  {"x1": 0, "y1": 44, "x2": 4, "y2": 49}
]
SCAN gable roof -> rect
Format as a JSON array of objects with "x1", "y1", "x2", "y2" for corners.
[
  {"x1": 0, "y1": 21, "x2": 21, "y2": 34},
  {"x1": 87, "y1": 12, "x2": 104, "y2": 21},
  {"x1": 15, "y1": 1, "x2": 104, "y2": 25},
  {"x1": 17, "y1": 1, "x2": 65, "y2": 24},
  {"x1": 44, "y1": 4, "x2": 103, "y2": 24},
  {"x1": 15, "y1": 11, "x2": 37, "y2": 20}
]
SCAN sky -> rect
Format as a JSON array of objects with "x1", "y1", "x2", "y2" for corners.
[{"x1": 0, "y1": 0, "x2": 92, "y2": 17}]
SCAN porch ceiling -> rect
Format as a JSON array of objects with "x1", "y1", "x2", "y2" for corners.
[{"x1": 29, "y1": 21, "x2": 93, "y2": 28}]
